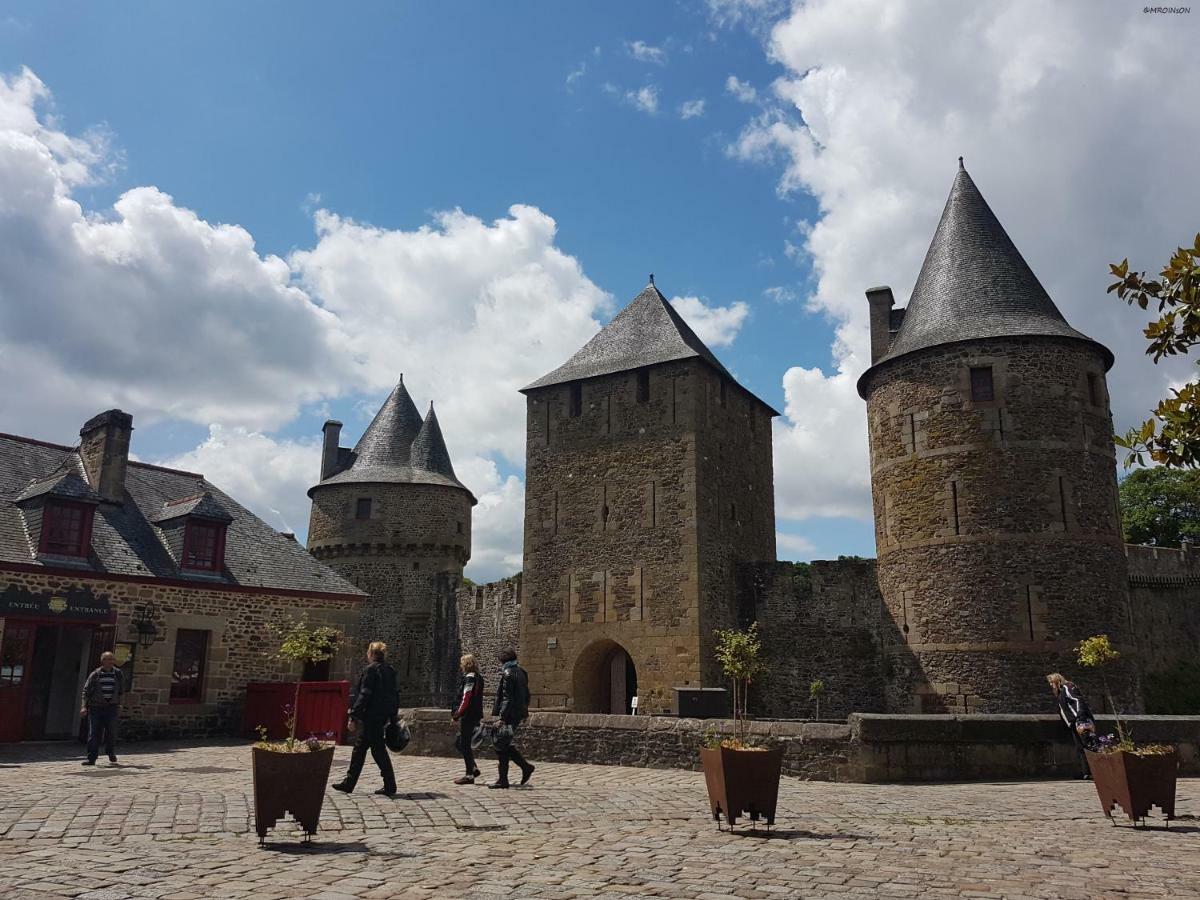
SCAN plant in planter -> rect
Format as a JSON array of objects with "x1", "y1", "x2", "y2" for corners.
[
  {"x1": 1077, "y1": 634, "x2": 1177, "y2": 827},
  {"x1": 810, "y1": 679, "x2": 825, "y2": 721},
  {"x1": 251, "y1": 616, "x2": 342, "y2": 845},
  {"x1": 699, "y1": 623, "x2": 784, "y2": 831}
]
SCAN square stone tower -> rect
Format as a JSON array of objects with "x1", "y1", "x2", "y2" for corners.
[{"x1": 519, "y1": 279, "x2": 778, "y2": 715}]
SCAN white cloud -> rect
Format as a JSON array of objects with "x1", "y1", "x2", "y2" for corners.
[
  {"x1": 627, "y1": 40, "x2": 667, "y2": 65},
  {"x1": 763, "y1": 285, "x2": 797, "y2": 304},
  {"x1": 727, "y1": 1, "x2": 1198, "y2": 530},
  {"x1": 669, "y1": 296, "x2": 749, "y2": 348},
  {"x1": 160, "y1": 426, "x2": 321, "y2": 537},
  {"x1": 776, "y1": 530, "x2": 816, "y2": 559},
  {"x1": 454, "y1": 456, "x2": 525, "y2": 581},
  {"x1": 0, "y1": 66, "x2": 614, "y2": 583},
  {"x1": 725, "y1": 75, "x2": 758, "y2": 104},
  {"x1": 565, "y1": 62, "x2": 586, "y2": 91},
  {"x1": 628, "y1": 85, "x2": 659, "y2": 115},
  {"x1": 679, "y1": 98, "x2": 707, "y2": 120}
]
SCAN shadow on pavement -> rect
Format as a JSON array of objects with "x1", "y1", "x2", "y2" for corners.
[{"x1": 736, "y1": 829, "x2": 874, "y2": 841}]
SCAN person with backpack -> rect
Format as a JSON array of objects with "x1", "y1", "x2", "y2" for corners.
[
  {"x1": 488, "y1": 647, "x2": 534, "y2": 789},
  {"x1": 1047, "y1": 672, "x2": 1097, "y2": 779},
  {"x1": 450, "y1": 653, "x2": 485, "y2": 785},
  {"x1": 332, "y1": 641, "x2": 399, "y2": 796}
]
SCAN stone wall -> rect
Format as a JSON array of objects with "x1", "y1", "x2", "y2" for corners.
[
  {"x1": 0, "y1": 566, "x2": 360, "y2": 739},
  {"x1": 455, "y1": 575, "x2": 522, "y2": 682},
  {"x1": 861, "y1": 337, "x2": 1139, "y2": 714},
  {"x1": 308, "y1": 481, "x2": 472, "y2": 705},
  {"x1": 399, "y1": 707, "x2": 1200, "y2": 782},
  {"x1": 738, "y1": 559, "x2": 888, "y2": 719},
  {"x1": 1126, "y1": 544, "x2": 1200, "y2": 713}
]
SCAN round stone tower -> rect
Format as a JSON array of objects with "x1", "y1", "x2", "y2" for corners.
[
  {"x1": 307, "y1": 377, "x2": 476, "y2": 703},
  {"x1": 857, "y1": 161, "x2": 1139, "y2": 714}
]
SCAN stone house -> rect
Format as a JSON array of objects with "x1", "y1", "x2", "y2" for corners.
[{"x1": 0, "y1": 409, "x2": 363, "y2": 742}]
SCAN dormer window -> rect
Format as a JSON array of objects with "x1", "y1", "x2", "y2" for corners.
[
  {"x1": 39, "y1": 501, "x2": 93, "y2": 557},
  {"x1": 182, "y1": 520, "x2": 226, "y2": 571}
]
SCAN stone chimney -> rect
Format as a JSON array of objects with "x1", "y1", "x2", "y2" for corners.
[
  {"x1": 321, "y1": 420, "x2": 344, "y2": 480},
  {"x1": 866, "y1": 286, "x2": 897, "y2": 365},
  {"x1": 79, "y1": 409, "x2": 133, "y2": 504}
]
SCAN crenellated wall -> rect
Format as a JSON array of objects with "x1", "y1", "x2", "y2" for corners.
[{"x1": 1126, "y1": 544, "x2": 1200, "y2": 713}]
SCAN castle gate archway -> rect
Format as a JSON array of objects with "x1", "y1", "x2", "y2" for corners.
[{"x1": 571, "y1": 639, "x2": 638, "y2": 715}]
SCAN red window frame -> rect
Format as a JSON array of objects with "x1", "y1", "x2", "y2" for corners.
[
  {"x1": 38, "y1": 501, "x2": 94, "y2": 557},
  {"x1": 182, "y1": 520, "x2": 226, "y2": 571},
  {"x1": 169, "y1": 629, "x2": 209, "y2": 703}
]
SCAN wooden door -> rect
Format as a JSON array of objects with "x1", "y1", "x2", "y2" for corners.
[{"x1": 0, "y1": 621, "x2": 36, "y2": 742}]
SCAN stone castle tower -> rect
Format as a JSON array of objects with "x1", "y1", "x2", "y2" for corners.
[
  {"x1": 518, "y1": 279, "x2": 778, "y2": 715},
  {"x1": 306, "y1": 377, "x2": 476, "y2": 703},
  {"x1": 858, "y1": 161, "x2": 1139, "y2": 714}
]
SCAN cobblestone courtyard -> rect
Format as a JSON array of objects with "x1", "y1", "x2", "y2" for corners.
[{"x1": 0, "y1": 742, "x2": 1197, "y2": 899}]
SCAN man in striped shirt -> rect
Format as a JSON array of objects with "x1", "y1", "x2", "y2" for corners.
[{"x1": 81, "y1": 651, "x2": 123, "y2": 766}]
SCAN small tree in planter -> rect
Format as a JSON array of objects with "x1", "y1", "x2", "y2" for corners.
[
  {"x1": 700, "y1": 623, "x2": 783, "y2": 831},
  {"x1": 1077, "y1": 634, "x2": 1177, "y2": 827},
  {"x1": 810, "y1": 679, "x2": 825, "y2": 721},
  {"x1": 251, "y1": 616, "x2": 342, "y2": 846}
]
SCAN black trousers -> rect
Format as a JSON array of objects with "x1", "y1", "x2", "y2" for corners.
[
  {"x1": 86, "y1": 706, "x2": 118, "y2": 761},
  {"x1": 496, "y1": 723, "x2": 530, "y2": 785},
  {"x1": 1070, "y1": 727, "x2": 1092, "y2": 777},
  {"x1": 458, "y1": 717, "x2": 480, "y2": 775},
  {"x1": 343, "y1": 717, "x2": 396, "y2": 792}
]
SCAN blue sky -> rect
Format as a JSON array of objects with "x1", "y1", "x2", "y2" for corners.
[{"x1": 1, "y1": 2, "x2": 1195, "y2": 580}]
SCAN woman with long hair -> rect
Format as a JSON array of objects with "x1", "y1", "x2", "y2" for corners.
[{"x1": 450, "y1": 653, "x2": 485, "y2": 784}]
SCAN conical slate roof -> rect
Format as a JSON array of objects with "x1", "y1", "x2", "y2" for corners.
[
  {"x1": 410, "y1": 404, "x2": 459, "y2": 482},
  {"x1": 351, "y1": 377, "x2": 423, "y2": 468},
  {"x1": 857, "y1": 162, "x2": 1112, "y2": 396},
  {"x1": 310, "y1": 378, "x2": 475, "y2": 503},
  {"x1": 523, "y1": 279, "x2": 778, "y2": 414}
]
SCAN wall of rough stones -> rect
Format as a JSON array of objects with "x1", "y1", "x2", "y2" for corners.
[
  {"x1": 0, "y1": 566, "x2": 360, "y2": 739},
  {"x1": 1126, "y1": 544, "x2": 1200, "y2": 713},
  {"x1": 861, "y1": 337, "x2": 1139, "y2": 714},
  {"x1": 308, "y1": 481, "x2": 472, "y2": 705},
  {"x1": 738, "y1": 559, "x2": 889, "y2": 719},
  {"x1": 521, "y1": 359, "x2": 777, "y2": 715},
  {"x1": 398, "y1": 707, "x2": 1200, "y2": 781},
  {"x1": 454, "y1": 575, "x2": 522, "y2": 685}
]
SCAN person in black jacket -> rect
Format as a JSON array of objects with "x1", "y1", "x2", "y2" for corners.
[
  {"x1": 1047, "y1": 672, "x2": 1097, "y2": 779},
  {"x1": 333, "y1": 641, "x2": 398, "y2": 796},
  {"x1": 450, "y1": 653, "x2": 485, "y2": 785},
  {"x1": 488, "y1": 648, "x2": 534, "y2": 789}
]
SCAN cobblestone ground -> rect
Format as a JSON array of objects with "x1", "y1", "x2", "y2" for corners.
[{"x1": 1, "y1": 741, "x2": 1197, "y2": 899}]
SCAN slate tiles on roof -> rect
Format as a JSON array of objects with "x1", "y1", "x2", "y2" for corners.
[
  {"x1": 522, "y1": 280, "x2": 779, "y2": 415},
  {"x1": 150, "y1": 492, "x2": 233, "y2": 524},
  {"x1": 858, "y1": 163, "x2": 1112, "y2": 396},
  {"x1": 0, "y1": 433, "x2": 363, "y2": 597}
]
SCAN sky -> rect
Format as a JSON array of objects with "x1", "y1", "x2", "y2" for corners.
[{"x1": 0, "y1": 1, "x2": 1196, "y2": 581}]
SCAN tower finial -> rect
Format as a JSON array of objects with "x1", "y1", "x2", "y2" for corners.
[
  {"x1": 958, "y1": 156, "x2": 964, "y2": 170},
  {"x1": 649, "y1": 273, "x2": 654, "y2": 285},
  {"x1": 399, "y1": 372, "x2": 404, "y2": 383}
]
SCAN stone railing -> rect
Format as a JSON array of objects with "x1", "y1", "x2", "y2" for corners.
[{"x1": 399, "y1": 708, "x2": 1200, "y2": 782}]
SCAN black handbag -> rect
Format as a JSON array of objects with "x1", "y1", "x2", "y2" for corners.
[{"x1": 384, "y1": 719, "x2": 410, "y2": 753}]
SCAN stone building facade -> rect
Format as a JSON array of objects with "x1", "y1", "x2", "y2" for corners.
[
  {"x1": 0, "y1": 410, "x2": 363, "y2": 743},
  {"x1": 517, "y1": 281, "x2": 777, "y2": 715},
  {"x1": 857, "y1": 162, "x2": 1140, "y2": 713},
  {"x1": 306, "y1": 378, "x2": 475, "y2": 705}
]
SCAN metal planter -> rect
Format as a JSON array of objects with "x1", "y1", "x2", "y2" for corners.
[
  {"x1": 251, "y1": 745, "x2": 335, "y2": 844},
  {"x1": 1085, "y1": 746, "x2": 1178, "y2": 826},
  {"x1": 700, "y1": 744, "x2": 784, "y2": 829}
]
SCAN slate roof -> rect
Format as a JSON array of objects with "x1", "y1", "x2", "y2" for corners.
[
  {"x1": 522, "y1": 279, "x2": 779, "y2": 415},
  {"x1": 857, "y1": 162, "x2": 1113, "y2": 397},
  {"x1": 0, "y1": 432, "x2": 363, "y2": 597},
  {"x1": 310, "y1": 380, "x2": 476, "y2": 503},
  {"x1": 15, "y1": 468, "x2": 102, "y2": 505},
  {"x1": 150, "y1": 492, "x2": 233, "y2": 524}
]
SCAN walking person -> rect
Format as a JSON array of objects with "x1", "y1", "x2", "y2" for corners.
[
  {"x1": 80, "y1": 651, "x2": 123, "y2": 766},
  {"x1": 332, "y1": 641, "x2": 399, "y2": 796},
  {"x1": 488, "y1": 648, "x2": 534, "y2": 789},
  {"x1": 451, "y1": 654, "x2": 485, "y2": 785},
  {"x1": 1047, "y1": 672, "x2": 1097, "y2": 779}
]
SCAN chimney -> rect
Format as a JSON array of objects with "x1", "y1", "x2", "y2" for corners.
[
  {"x1": 79, "y1": 409, "x2": 133, "y2": 504},
  {"x1": 866, "y1": 286, "x2": 897, "y2": 365},
  {"x1": 321, "y1": 420, "x2": 343, "y2": 480}
]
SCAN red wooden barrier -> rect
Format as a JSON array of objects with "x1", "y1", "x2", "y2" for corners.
[{"x1": 243, "y1": 681, "x2": 350, "y2": 744}]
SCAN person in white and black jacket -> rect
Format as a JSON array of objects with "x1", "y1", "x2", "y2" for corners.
[
  {"x1": 1047, "y1": 672, "x2": 1097, "y2": 779},
  {"x1": 450, "y1": 653, "x2": 485, "y2": 785},
  {"x1": 80, "y1": 651, "x2": 123, "y2": 766}
]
